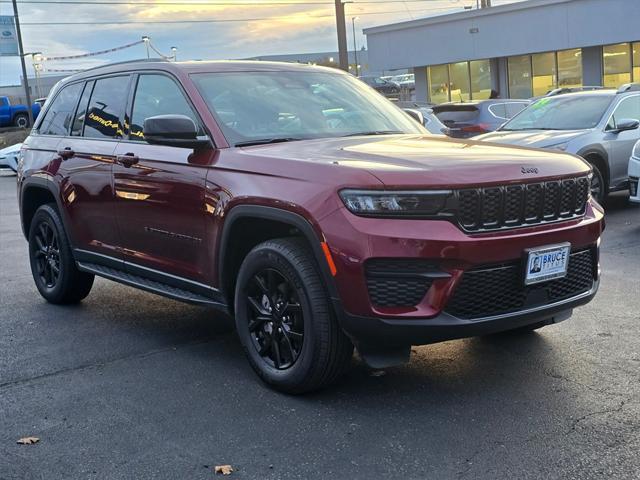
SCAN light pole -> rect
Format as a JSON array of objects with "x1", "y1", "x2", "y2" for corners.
[
  {"x1": 11, "y1": 0, "x2": 34, "y2": 126},
  {"x1": 171, "y1": 46, "x2": 177, "y2": 61},
  {"x1": 142, "y1": 36, "x2": 150, "y2": 59},
  {"x1": 351, "y1": 16, "x2": 359, "y2": 77}
]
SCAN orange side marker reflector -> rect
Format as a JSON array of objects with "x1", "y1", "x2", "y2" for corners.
[{"x1": 320, "y1": 242, "x2": 337, "y2": 276}]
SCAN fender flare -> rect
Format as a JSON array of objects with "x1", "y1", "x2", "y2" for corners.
[
  {"x1": 218, "y1": 205, "x2": 340, "y2": 302},
  {"x1": 19, "y1": 176, "x2": 75, "y2": 245}
]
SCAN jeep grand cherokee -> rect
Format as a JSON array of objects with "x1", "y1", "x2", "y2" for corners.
[{"x1": 18, "y1": 60, "x2": 603, "y2": 393}]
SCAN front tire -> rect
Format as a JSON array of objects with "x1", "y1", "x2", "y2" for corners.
[
  {"x1": 28, "y1": 204, "x2": 94, "y2": 304},
  {"x1": 234, "y1": 238, "x2": 353, "y2": 394},
  {"x1": 589, "y1": 164, "x2": 607, "y2": 203}
]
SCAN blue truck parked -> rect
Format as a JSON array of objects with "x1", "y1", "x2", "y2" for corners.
[{"x1": 0, "y1": 96, "x2": 41, "y2": 128}]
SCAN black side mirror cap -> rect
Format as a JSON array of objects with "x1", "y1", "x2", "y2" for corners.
[{"x1": 143, "y1": 114, "x2": 211, "y2": 150}]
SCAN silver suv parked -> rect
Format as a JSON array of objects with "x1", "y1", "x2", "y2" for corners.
[{"x1": 477, "y1": 84, "x2": 640, "y2": 201}]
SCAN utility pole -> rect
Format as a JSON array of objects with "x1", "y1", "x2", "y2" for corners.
[
  {"x1": 12, "y1": 0, "x2": 33, "y2": 127},
  {"x1": 142, "y1": 36, "x2": 150, "y2": 58},
  {"x1": 334, "y1": 0, "x2": 349, "y2": 71},
  {"x1": 351, "y1": 17, "x2": 359, "y2": 77}
]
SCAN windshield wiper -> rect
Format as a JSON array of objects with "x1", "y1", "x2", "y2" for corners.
[
  {"x1": 342, "y1": 130, "x2": 404, "y2": 137},
  {"x1": 235, "y1": 137, "x2": 302, "y2": 147}
]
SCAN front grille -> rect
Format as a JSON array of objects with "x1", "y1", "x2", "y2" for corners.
[
  {"x1": 445, "y1": 249, "x2": 595, "y2": 319},
  {"x1": 457, "y1": 176, "x2": 589, "y2": 232},
  {"x1": 365, "y1": 259, "x2": 436, "y2": 308}
]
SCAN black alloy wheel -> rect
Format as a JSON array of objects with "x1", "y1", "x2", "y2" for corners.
[
  {"x1": 32, "y1": 220, "x2": 61, "y2": 289},
  {"x1": 246, "y1": 268, "x2": 305, "y2": 370}
]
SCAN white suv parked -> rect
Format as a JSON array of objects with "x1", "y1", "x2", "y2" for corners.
[{"x1": 629, "y1": 139, "x2": 640, "y2": 204}]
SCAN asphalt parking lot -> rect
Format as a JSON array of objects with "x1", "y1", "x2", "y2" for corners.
[{"x1": 0, "y1": 173, "x2": 638, "y2": 480}]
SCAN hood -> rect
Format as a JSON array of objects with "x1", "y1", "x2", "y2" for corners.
[
  {"x1": 475, "y1": 129, "x2": 590, "y2": 148},
  {"x1": 241, "y1": 134, "x2": 590, "y2": 188}
]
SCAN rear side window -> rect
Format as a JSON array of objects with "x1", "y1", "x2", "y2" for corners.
[
  {"x1": 84, "y1": 76, "x2": 129, "y2": 139},
  {"x1": 38, "y1": 83, "x2": 83, "y2": 136},
  {"x1": 129, "y1": 74, "x2": 201, "y2": 142},
  {"x1": 488, "y1": 103, "x2": 508, "y2": 119},
  {"x1": 71, "y1": 81, "x2": 94, "y2": 136}
]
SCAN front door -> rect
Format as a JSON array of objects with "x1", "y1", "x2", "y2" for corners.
[
  {"x1": 606, "y1": 94, "x2": 640, "y2": 187},
  {"x1": 113, "y1": 73, "x2": 213, "y2": 285}
]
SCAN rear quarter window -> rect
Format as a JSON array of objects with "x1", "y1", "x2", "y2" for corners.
[{"x1": 38, "y1": 83, "x2": 83, "y2": 136}]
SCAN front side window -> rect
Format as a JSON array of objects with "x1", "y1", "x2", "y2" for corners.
[
  {"x1": 502, "y1": 95, "x2": 613, "y2": 131},
  {"x1": 129, "y1": 74, "x2": 201, "y2": 142},
  {"x1": 38, "y1": 82, "x2": 83, "y2": 136},
  {"x1": 84, "y1": 76, "x2": 129, "y2": 139},
  {"x1": 606, "y1": 96, "x2": 640, "y2": 130},
  {"x1": 192, "y1": 71, "x2": 422, "y2": 146}
]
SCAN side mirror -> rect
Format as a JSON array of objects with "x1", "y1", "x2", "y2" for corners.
[
  {"x1": 404, "y1": 108, "x2": 424, "y2": 126},
  {"x1": 143, "y1": 114, "x2": 211, "y2": 149},
  {"x1": 611, "y1": 118, "x2": 640, "y2": 133}
]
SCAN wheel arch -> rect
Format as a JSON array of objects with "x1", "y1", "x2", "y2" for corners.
[
  {"x1": 218, "y1": 205, "x2": 339, "y2": 313},
  {"x1": 576, "y1": 145, "x2": 610, "y2": 188},
  {"x1": 20, "y1": 181, "x2": 66, "y2": 240}
]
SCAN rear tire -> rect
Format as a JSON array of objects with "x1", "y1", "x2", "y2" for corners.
[
  {"x1": 13, "y1": 113, "x2": 29, "y2": 128},
  {"x1": 28, "y1": 204, "x2": 94, "y2": 304},
  {"x1": 234, "y1": 238, "x2": 353, "y2": 394}
]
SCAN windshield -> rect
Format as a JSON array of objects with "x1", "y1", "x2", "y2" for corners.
[
  {"x1": 501, "y1": 95, "x2": 613, "y2": 131},
  {"x1": 191, "y1": 70, "x2": 423, "y2": 146}
]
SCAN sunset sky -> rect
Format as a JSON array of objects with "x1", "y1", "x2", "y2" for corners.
[{"x1": 0, "y1": 0, "x2": 524, "y2": 85}]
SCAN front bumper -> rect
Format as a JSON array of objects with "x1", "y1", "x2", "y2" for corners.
[
  {"x1": 320, "y1": 200, "x2": 603, "y2": 345},
  {"x1": 335, "y1": 279, "x2": 598, "y2": 347}
]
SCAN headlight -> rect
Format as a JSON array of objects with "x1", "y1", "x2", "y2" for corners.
[
  {"x1": 632, "y1": 141, "x2": 640, "y2": 158},
  {"x1": 339, "y1": 189, "x2": 454, "y2": 217},
  {"x1": 547, "y1": 142, "x2": 569, "y2": 151}
]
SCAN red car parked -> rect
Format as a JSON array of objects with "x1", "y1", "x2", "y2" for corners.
[{"x1": 18, "y1": 60, "x2": 603, "y2": 393}]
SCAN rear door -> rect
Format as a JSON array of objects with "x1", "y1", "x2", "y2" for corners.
[
  {"x1": 113, "y1": 73, "x2": 213, "y2": 285},
  {"x1": 54, "y1": 75, "x2": 131, "y2": 261}
]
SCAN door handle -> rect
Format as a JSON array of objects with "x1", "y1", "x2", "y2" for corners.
[
  {"x1": 57, "y1": 147, "x2": 75, "y2": 160},
  {"x1": 116, "y1": 153, "x2": 139, "y2": 168}
]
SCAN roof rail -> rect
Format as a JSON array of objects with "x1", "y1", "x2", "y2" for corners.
[
  {"x1": 617, "y1": 83, "x2": 640, "y2": 94},
  {"x1": 71, "y1": 58, "x2": 170, "y2": 75},
  {"x1": 545, "y1": 86, "x2": 607, "y2": 97}
]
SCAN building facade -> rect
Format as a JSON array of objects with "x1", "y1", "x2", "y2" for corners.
[{"x1": 364, "y1": 0, "x2": 639, "y2": 102}]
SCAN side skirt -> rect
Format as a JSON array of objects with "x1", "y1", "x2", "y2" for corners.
[{"x1": 75, "y1": 254, "x2": 228, "y2": 312}]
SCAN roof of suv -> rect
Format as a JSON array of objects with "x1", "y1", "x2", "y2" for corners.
[{"x1": 58, "y1": 59, "x2": 344, "y2": 84}]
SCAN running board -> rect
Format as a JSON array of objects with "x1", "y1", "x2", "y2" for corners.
[{"x1": 77, "y1": 262, "x2": 228, "y2": 310}]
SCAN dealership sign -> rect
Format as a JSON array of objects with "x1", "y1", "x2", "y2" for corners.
[{"x1": 0, "y1": 16, "x2": 18, "y2": 56}]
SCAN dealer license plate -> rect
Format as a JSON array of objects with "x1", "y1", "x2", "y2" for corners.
[{"x1": 524, "y1": 243, "x2": 571, "y2": 285}]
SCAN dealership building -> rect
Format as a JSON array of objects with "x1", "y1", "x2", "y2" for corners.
[{"x1": 364, "y1": 0, "x2": 639, "y2": 102}]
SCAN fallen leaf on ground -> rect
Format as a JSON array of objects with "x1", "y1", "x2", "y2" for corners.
[
  {"x1": 16, "y1": 437, "x2": 39, "y2": 445},
  {"x1": 214, "y1": 465, "x2": 234, "y2": 475}
]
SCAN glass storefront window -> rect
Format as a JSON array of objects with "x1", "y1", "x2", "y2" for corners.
[
  {"x1": 470, "y1": 60, "x2": 492, "y2": 99},
  {"x1": 632, "y1": 42, "x2": 639, "y2": 82},
  {"x1": 557, "y1": 49, "x2": 582, "y2": 88},
  {"x1": 508, "y1": 55, "x2": 532, "y2": 98},
  {"x1": 449, "y1": 61, "x2": 471, "y2": 101},
  {"x1": 428, "y1": 65, "x2": 449, "y2": 104},
  {"x1": 532, "y1": 52, "x2": 556, "y2": 96},
  {"x1": 603, "y1": 43, "x2": 632, "y2": 88}
]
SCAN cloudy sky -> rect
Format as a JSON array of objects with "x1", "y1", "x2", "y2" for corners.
[{"x1": 1, "y1": 0, "x2": 523, "y2": 86}]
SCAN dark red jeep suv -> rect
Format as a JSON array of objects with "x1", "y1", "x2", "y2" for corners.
[{"x1": 18, "y1": 60, "x2": 603, "y2": 393}]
